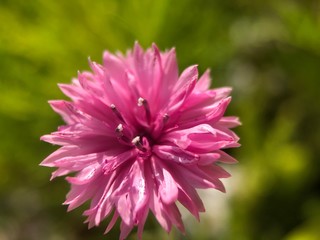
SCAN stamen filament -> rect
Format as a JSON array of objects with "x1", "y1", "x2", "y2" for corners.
[
  {"x1": 137, "y1": 97, "x2": 151, "y2": 122},
  {"x1": 115, "y1": 123, "x2": 130, "y2": 143},
  {"x1": 110, "y1": 104, "x2": 125, "y2": 122},
  {"x1": 132, "y1": 136, "x2": 147, "y2": 152}
]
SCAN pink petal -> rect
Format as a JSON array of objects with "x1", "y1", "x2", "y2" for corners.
[
  {"x1": 48, "y1": 100, "x2": 82, "y2": 124},
  {"x1": 167, "y1": 65, "x2": 198, "y2": 113},
  {"x1": 66, "y1": 162, "x2": 101, "y2": 185},
  {"x1": 176, "y1": 97, "x2": 232, "y2": 129},
  {"x1": 213, "y1": 87, "x2": 232, "y2": 100},
  {"x1": 149, "y1": 189, "x2": 172, "y2": 233},
  {"x1": 164, "y1": 203, "x2": 185, "y2": 234},
  {"x1": 120, "y1": 220, "x2": 134, "y2": 240},
  {"x1": 151, "y1": 157, "x2": 178, "y2": 204},
  {"x1": 177, "y1": 164, "x2": 226, "y2": 191},
  {"x1": 104, "y1": 211, "x2": 119, "y2": 234},
  {"x1": 197, "y1": 152, "x2": 221, "y2": 165},
  {"x1": 164, "y1": 123, "x2": 238, "y2": 153},
  {"x1": 153, "y1": 145, "x2": 199, "y2": 165},
  {"x1": 218, "y1": 116, "x2": 242, "y2": 128},
  {"x1": 58, "y1": 83, "x2": 83, "y2": 100},
  {"x1": 195, "y1": 69, "x2": 211, "y2": 92},
  {"x1": 216, "y1": 150, "x2": 238, "y2": 164},
  {"x1": 136, "y1": 207, "x2": 149, "y2": 239},
  {"x1": 117, "y1": 193, "x2": 133, "y2": 226}
]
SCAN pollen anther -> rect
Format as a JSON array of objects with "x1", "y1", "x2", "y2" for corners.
[
  {"x1": 115, "y1": 123, "x2": 130, "y2": 144},
  {"x1": 132, "y1": 136, "x2": 147, "y2": 152},
  {"x1": 116, "y1": 123, "x2": 123, "y2": 133},
  {"x1": 137, "y1": 97, "x2": 145, "y2": 106}
]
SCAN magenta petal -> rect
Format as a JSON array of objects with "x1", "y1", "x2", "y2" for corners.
[
  {"x1": 58, "y1": 83, "x2": 84, "y2": 101},
  {"x1": 164, "y1": 123, "x2": 238, "y2": 153},
  {"x1": 216, "y1": 150, "x2": 238, "y2": 164},
  {"x1": 119, "y1": 220, "x2": 134, "y2": 240},
  {"x1": 117, "y1": 193, "x2": 133, "y2": 226},
  {"x1": 153, "y1": 145, "x2": 199, "y2": 165},
  {"x1": 103, "y1": 51, "x2": 126, "y2": 82},
  {"x1": 176, "y1": 97, "x2": 232, "y2": 129},
  {"x1": 104, "y1": 211, "x2": 119, "y2": 234},
  {"x1": 150, "y1": 189, "x2": 172, "y2": 232},
  {"x1": 151, "y1": 157, "x2": 178, "y2": 204},
  {"x1": 150, "y1": 47, "x2": 179, "y2": 115},
  {"x1": 40, "y1": 42, "x2": 240, "y2": 239},
  {"x1": 212, "y1": 87, "x2": 232, "y2": 100},
  {"x1": 50, "y1": 168, "x2": 71, "y2": 180},
  {"x1": 103, "y1": 150, "x2": 136, "y2": 174},
  {"x1": 195, "y1": 69, "x2": 211, "y2": 92},
  {"x1": 198, "y1": 152, "x2": 221, "y2": 165},
  {"x1": 127, "y1": 160, "x2": 149, "y2": 222},
  {"x1": 40, "y1": 145, "x2": 77, "y2": 167},
  {"x1": 177, "y1": 182, "x2": 205, "y2": 219},
  {"x1": 136, "y1": 207, "x2": 149, "y2": 239},
  {"x1": 167, "y1": 65, "x2": 198, "y2": 113},
  {"x1": 49, "y1": 100, "x2": 81, "y2": 124},
  {"x1": 178, "y1": 165, "x2": 226, "y2": 190},
  {"x1": 66, "y1": 163, "x2": 101, "y2": 185},
  {"x1": 159, "y1": 167, "x2": 178, "y2": 204},
  {"x1": 218, "y1": 116, "x2": 242, "y2": 128},
  {"x1": 64, "y1": 179, "x2": 100, "y2": 211},
  {"x1": 174, "y1": 65, "x2": 198, "y2": 92},
  {"x1": 164, "y1": 203, "x2": 185, "y2": 233}
]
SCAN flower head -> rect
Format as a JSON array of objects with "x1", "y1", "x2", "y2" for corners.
[{"x1": 41, "y1": 42, "x2": 240, "y2": 239}]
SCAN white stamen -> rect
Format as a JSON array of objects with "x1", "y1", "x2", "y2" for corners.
[
  {"x1": 131, "y1": 136, "x2": 147, "y2": 152},
  {"x1": 138, "y1": 97, "x2": 145, "y2": 107},
  {"x1": 132, "y1": 136, "x2": 141, "y2": 145},
  {"x1": 137, "y1": 97, "x2": 151, "y2": 122},
  {"x1": 116, "y1": 123, "x2": 123, "y2": 132}
]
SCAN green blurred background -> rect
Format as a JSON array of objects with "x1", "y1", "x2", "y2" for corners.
[{"x1": 1, "y1": 0, "x2": 320, "y2": 239}]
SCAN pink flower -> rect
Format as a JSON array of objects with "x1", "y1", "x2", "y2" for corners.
[{"x1": 41, "y1": 42, "x2": 240, "y2": 239}]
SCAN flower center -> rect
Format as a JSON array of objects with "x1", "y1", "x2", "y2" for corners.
[{"x1": 112, "y1": 97, "x2": 169, "y2": 159}]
